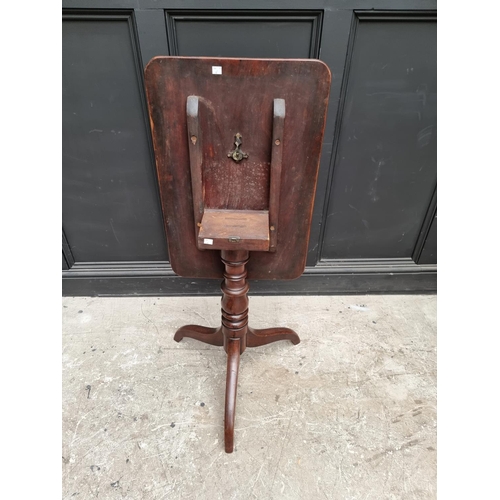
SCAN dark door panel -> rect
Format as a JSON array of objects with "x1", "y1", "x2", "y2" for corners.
[
  {"x1": 167, "y1": 11, "x2": 322, "y2": 58},
  {"x1": 321, "y1": 15, "x2": 437, "y2": 261},
  {"x1": 62, "y1": 14, "x2": 168, "y2": 263}
]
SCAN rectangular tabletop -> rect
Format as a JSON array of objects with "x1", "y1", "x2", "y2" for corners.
[{"x1": 144, "y1": 57, "x2": 331, "y2": 279}]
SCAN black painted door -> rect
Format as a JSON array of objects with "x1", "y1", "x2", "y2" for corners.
[{"x1": 62, "y1": 2, "x2": 437, "y2": 296}]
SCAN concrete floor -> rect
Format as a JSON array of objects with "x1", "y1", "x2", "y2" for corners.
[{"x1": 62, "y1": 294, "x2": 436, "y2": 500}]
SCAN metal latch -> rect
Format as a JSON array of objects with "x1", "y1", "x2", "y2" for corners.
[{"x1": 227, "y1": 133, "x2": 249, "y2": 162}]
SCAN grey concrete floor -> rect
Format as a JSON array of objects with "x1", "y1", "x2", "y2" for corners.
[{"x1": 62, "y1": 295, "x2": 436, "y2": 500}]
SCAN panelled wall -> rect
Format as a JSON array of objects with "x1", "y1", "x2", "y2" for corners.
[{"x1": 62, "y1": 1, "x2": 437, "y2": 296}]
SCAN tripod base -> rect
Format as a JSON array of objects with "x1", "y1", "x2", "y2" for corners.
[
  {"x1": 173, "y1": 250, "x2": 300, "y2": 453},
  {"x1": 174, "y1": 325, "x2": 299, "y2": 348}
]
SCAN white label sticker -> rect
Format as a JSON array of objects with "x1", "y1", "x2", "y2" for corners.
[
  {"x1": 212, "y1": 66, "x2": 222, "y2": 75},
  {"x1": 203, "y1": 238, "x2": 214, "y2": 245}
]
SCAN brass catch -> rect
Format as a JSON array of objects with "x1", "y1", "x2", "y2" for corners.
[{"x1": 227, "y1": 133, "x2": 249, "y2": 162}]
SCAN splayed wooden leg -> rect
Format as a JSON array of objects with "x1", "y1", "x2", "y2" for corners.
[
  {"x1": 224, "y1": 338, "x2": 240, "y2": 453},
  {"x1": 247, "y1": 326, "x2": 300, "y2": 347},
  {"x1": 174, "y1": 325, "x2": 223, "y2": 346}
]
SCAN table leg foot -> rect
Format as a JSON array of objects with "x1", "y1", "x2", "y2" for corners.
[
  {"x1": 174, "y1": 325, "x2": 223, "y2": 346},
  {"x1": 246, "y1": 326, "x2": 300, "y2": 347}
]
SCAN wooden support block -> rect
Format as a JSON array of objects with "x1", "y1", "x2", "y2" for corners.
[{"x1": 198, "y1": 209, "x2": 270, "y2": 251}]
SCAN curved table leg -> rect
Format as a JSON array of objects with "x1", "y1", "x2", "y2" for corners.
[
  {"x1": 246, "y1": 326, "x2": 300, "y2": 347},
  {"x1": 225, "y1": 338, "x2": 241, "y2": 453},
  {"x1": 174, "y1": 325, "x2": 223, "y2": 346}
]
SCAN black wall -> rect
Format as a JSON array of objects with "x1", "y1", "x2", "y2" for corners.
[{"x1": 62, "y1": 1, "x2": 437, "y2": 296}]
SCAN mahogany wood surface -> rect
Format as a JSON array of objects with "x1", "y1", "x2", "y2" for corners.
[
  {"x1": 269, "y1": 98, "x2": 285, "y2": 252},
  {"x1": 144, "y1": 57, "x2": 331, "y2": 279},
  {"x1": 186, "y1": 95, "x2": 204, "y2": 243}
]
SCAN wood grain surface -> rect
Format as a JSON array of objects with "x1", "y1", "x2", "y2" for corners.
[{"x1": 144, "y1": 57, "x2": 331, "y2": 279}]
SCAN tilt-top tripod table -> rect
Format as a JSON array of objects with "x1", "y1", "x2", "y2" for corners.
[{"x1": 144, "y1": 57, "x2": 331, "y2": 453}]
